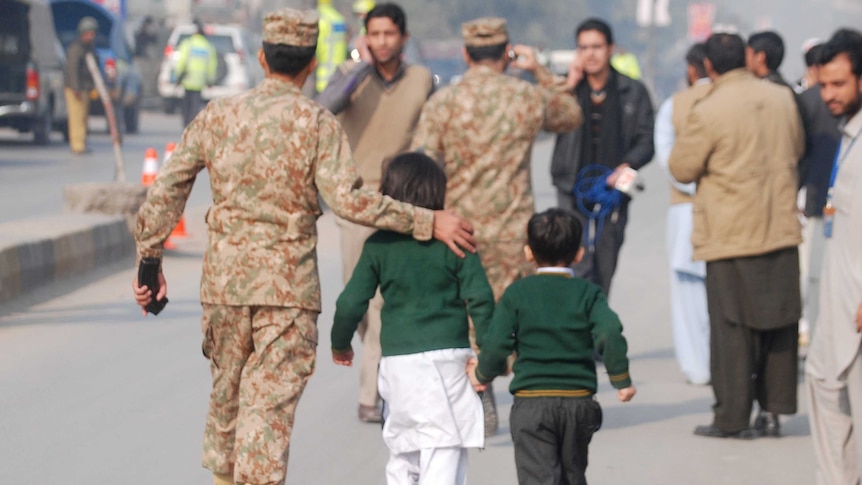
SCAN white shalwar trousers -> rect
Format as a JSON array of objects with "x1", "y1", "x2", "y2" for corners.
[
  {"x1": 386, "y1": 447, "x2": 468, "y2": 485},
  {"x1": 378, "y1": 348, "x2": 483, "y2": 485}
]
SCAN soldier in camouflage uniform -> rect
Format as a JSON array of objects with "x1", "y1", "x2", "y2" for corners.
[
  {"x1": 132, "y1": 9, "x2": 475, "y2": 485},
  {"x1": 410, "y1": 17, "x2": 582, "y2": 437}
]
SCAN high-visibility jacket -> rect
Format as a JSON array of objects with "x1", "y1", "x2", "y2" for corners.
[
  {"x1": 611, "y1": 52, "x2": 642, "y2": 80},
  {"x1": 316, "y1": 4, "x2": 348, "y2": 92},
  {"x1": 175, "y1": 33, "x2": 217, "y2": 91}
]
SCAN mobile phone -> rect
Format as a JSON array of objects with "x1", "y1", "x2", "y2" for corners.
[
  {"x1": 507, "y1": 49, "x2": 517, "y2": 61},
  {"x1": 138, "y1": 257, "x2": 168, "y2": 315}
]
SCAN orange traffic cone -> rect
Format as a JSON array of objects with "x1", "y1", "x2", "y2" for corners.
[
  {"x1": 170, "y1": 216, "x2": 188, "y2": 238},
  {"x1": 163, "y1": 141, "x2": 189, "y2": 239},
  {"x1": 141, "y1": 148, "x2": 158, "y2": 186},
  {"x1": 163, "y1": 142, "x2": 176, "y2": 165}
]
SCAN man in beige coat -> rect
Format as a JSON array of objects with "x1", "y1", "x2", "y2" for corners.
[{"x1": 669, "y1": 32, "x2": 804, "y2": 440}]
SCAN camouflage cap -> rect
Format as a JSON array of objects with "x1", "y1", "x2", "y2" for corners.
[
  {"x1": 461, "y1": 17, "x2": 509, "y2": 47},
  {"x1": 262, "y1": 8, "x2": 319, "y2": 47}
]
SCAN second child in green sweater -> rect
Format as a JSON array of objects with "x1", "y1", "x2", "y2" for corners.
[
  {"x1": 468, "y1": 208, "x2": 636, "y2": 485},
  {"x1": 332, "y1": 152, "x2": 495, "y2": 485}
]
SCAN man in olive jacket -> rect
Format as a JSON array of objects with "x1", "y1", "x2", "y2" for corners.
[{"x1": 669, "y1": 33, "x2": 804, "y2": 440}]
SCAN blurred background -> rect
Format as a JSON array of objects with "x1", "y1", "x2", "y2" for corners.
[{"x1": 117, "y1": 0, "x2": 862, "y2": 105}]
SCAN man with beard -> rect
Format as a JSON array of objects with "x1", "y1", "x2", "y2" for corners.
[
  {"x1": 805, "y1": 28, "x2": 862, "y2": 484},
  {"x1": 549, "y1": 18, "x2": 655, "y2": 297},
  {"x1": 316, "y1": 2, "x2": 434, "y2": 424}
]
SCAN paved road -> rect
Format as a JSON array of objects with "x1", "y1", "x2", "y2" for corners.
[
  {"x1": 0, "y1": 112, "x2": 211, "y2": 224},
  {"x1": 0, "y1": 136, "x2": 815, "y2": 484}
]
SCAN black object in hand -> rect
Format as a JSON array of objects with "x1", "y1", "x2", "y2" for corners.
[{"x1": 138, "y1": 257, "x2": 168, "y2": 315}]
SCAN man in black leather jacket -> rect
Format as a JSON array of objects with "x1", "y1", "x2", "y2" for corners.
[{"x1": 550, "y1": 18, "x2": 654, "y2": 296}]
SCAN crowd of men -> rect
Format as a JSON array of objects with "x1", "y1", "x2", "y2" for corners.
[{"x1": 130, "y1": 2, "x2": 862, "y2": 484}]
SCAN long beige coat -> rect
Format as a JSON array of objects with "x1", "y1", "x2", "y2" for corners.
[{"x1": 668, "y1": 68, "x2": 804, "y2": 262}]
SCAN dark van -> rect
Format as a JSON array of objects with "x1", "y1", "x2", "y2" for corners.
[{"x1": 0, "y1": 0, "x2": 68, "y2": 144}]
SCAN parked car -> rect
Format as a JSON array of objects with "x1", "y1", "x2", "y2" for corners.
[
  {"x1": 0, "y1": 0, "x2": 68, "y2": 144},
  {"x1": 49, "y1": 0, "x2": 142, "y2": 133},
  {"x1": 158, "y1": 24, "x2": 264, "y2": 113}
]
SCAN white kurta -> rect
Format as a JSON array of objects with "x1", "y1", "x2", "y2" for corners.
[
  {"x1": 378, "y1": 348, "x2": 485, "y2": 455},
  {"x1": 806, "y1": 109, "x2": 862, "y2": 485},
  {"x1": 807, "y1": 111, "x2": 862, "y2": 382},
  {"x1": 655, "y1": 93, "x2": 711, "y2": 385}
]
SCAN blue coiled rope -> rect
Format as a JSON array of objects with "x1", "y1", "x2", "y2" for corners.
[{"x1": 573, "y1": 164, "x2": 625, "y2": 250}]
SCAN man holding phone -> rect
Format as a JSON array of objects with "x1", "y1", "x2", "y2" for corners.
[{"x1": 549, "y1": 18, "x2": 655, "y2": 297}]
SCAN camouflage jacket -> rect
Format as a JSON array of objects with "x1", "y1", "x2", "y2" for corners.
[
  {"x1": 411, "y1": 65, "x2": 581, "y2": 242},
  {"x1": 136, "y1": 77, "x2": 433, "y2": 310}
]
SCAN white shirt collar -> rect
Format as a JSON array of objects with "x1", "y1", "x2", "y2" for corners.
[{"x1": 535, "y1": 267, "x2": 576, "y2": 278}]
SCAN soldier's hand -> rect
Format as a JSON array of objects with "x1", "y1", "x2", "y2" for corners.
[
  {"x1": 132, "y1": 272, "x2": 167, "y2": 316},
  {"x1": 433, "y1": 210, "x2": 476, "y2": 258},
  {"x1": 332, "y1": 349, "x2": 354, "y2": 366},
  {"x1": 511, "y1": 44, "x2": 539, "y2": 72},
  {"x1": 618, "y1": 386, "x2": 636, "y2": 402}
]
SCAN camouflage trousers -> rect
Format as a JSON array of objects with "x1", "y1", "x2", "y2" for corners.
[{"x1": 200, "y1": 304, "x2": 318, "y2": 485}]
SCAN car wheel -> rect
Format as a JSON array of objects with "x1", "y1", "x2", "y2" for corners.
[
  {"x1": 33, "y1": 108, "x2": 52, "y2": 145},
  {"x1": 124, "y1": 100, "x2": 140, "y2": 134}
]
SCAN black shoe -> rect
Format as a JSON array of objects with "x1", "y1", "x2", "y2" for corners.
[
  {"x1": 753, "y1": 411, "x2": 781, "y2": 437},
  {"x1": 694, "y1": 424, "x2": 760, "y2": 440}
]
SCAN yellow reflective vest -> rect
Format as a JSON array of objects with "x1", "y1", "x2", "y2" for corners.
[
  {"x1": 175, "y1": 34, "x2": 217, "y2": 91},
  {"x1": 316, "y1": 4, "x2": 348, "y2": 92}
]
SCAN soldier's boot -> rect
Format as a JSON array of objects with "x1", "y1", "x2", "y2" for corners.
[
  {"x1": 481, "y1": 381, "x2": 499, "y2": 438},
  {"x1": 213, "y1": 472, "x2": 234, "y2": 485}
]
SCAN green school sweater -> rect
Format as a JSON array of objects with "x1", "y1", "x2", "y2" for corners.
[
  {"x1": 476, "y1": 272, "x2": 632, "y2": 395},
  {"x1": 332, "y1": 231, "x2": 495, "y2": 357}
]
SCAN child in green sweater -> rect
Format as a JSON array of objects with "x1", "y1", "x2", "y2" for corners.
[
  {"x1": 468, "y1": 207, "x2": 636, "y2": 485},
  {"x1": 331, "y1": 152, "x2": 495, "y2": 485}
]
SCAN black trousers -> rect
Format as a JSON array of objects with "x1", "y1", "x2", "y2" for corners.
[
  {"x1": 510, "y1": 396, "x2": 603, "y2": 485},
  {"x1": 181, "y1": 89, "x2": 204, "y2": 128},
  {"x1": 557, "y1": 189, "x2": 628, "y2": 296},
  {"x1": 706, "y1": 248, "x2": 801, "y2": 432}
]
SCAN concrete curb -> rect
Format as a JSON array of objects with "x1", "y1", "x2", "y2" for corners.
[{"x1": 0, "y1": 214, "x2": 134, "y2": 305}]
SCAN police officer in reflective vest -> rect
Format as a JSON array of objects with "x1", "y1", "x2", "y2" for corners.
[
  {"x1": 174, "y1": 20, "x2": 217, "y2": 127},
  {"x1": 316, "y1": 0, "x2": 348, "y2": 92}
]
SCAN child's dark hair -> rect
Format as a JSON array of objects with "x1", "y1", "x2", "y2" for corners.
[
  {"x1": 379, "y1": 152, "x2": 447, "y2": 210},
  {"x1": 527, "y1": 208, "x2": 583, "y2": 266}
]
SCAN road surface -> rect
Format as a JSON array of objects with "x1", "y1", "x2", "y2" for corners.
[{"x1": 0, "y1": 123, "x2": 815, "y2": 483}]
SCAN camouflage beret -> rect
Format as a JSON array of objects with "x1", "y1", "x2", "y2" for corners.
[
  {"x1": 462, "y1": 17, "x2": 509, "y2": 47},
  {"x1": 262, "y1": 8, "x2": 319, "y2": 47}
]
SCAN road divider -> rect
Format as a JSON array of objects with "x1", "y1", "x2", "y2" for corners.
[{"x1": 0, "y1": 214, "x2": 134, "y2": 305}]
